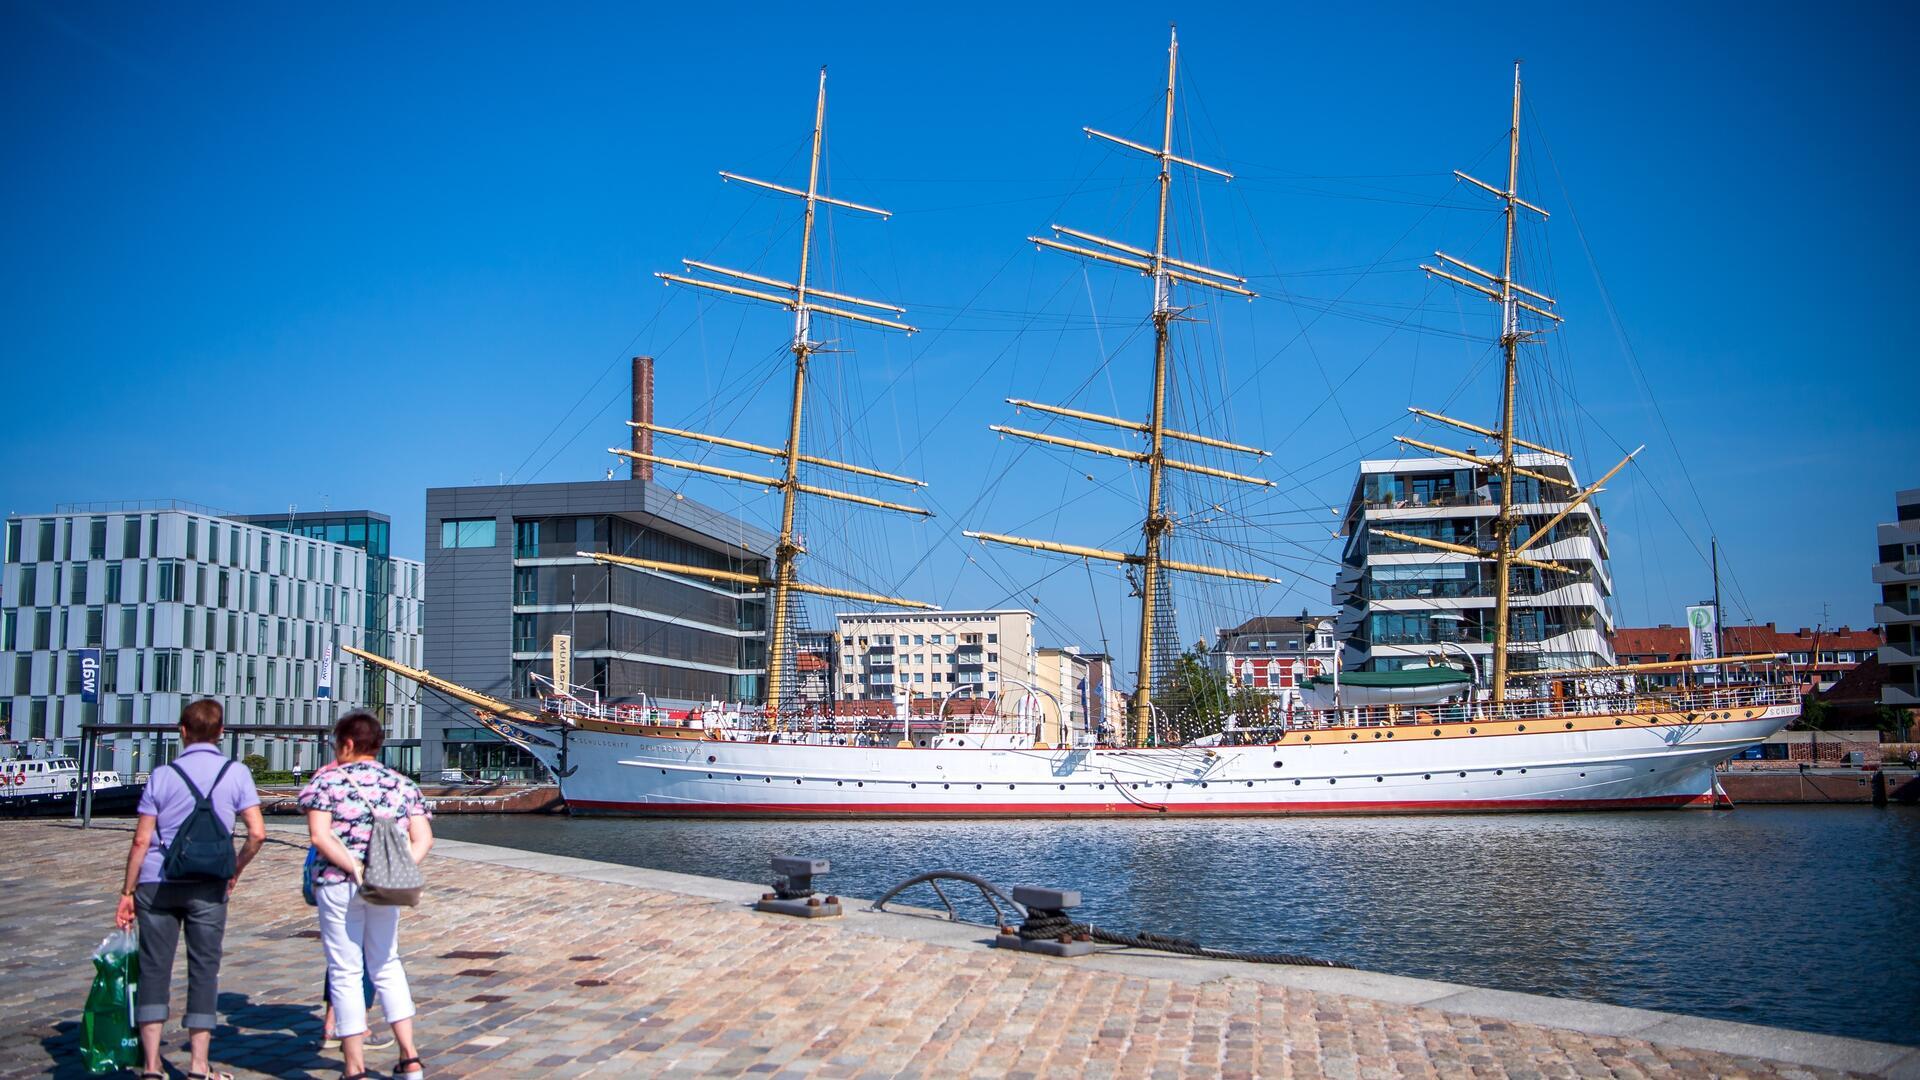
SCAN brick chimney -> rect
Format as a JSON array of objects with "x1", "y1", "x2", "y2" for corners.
[{"x1": 631, "y1": 356, "x2": 654, "y2": 480}]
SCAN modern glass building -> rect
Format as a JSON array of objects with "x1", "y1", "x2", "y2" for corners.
[
  {"x1": 1, "y1": 502, "x2": 423, "y2": 773},
  {"x1": 423, "y1": 479, "x2": 770, "y2": 779},
  {"x1": 1332, "y1": 454, "x2": 1616, "y2": 682}
]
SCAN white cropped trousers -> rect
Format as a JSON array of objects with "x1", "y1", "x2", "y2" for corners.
[{"x1": 315, "y1": 881, "x2": 416, "y2": 1038}]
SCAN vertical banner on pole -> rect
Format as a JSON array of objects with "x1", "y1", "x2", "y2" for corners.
[
  {"x1": 552, "y1": 634, "x2": 573, "y2": 696},
  {"x1": 317, "y1": 633, "x2": 335, "y2": 700},
  {"x1": 78, "y1": 648, "x2": 102, "y2": 705},
  {"x1": 1686, "y1": 605, "x2": 1721, "y2": 676}
]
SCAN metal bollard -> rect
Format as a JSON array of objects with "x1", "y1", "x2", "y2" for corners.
[
  {"x1": 994, "y1": 885, "x2": 1095, "y2": 957},
  {"x1": 754, "y1": 855, "x2": 842, "y2": 918}
]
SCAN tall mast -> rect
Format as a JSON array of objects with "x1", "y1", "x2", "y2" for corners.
[
  {"x1": 592, "y1": 67, "x2": 935, "y2": 716},
  {"x1": 1387, "y1": 63, "x2": 1641, "y2": 705},
  {"x1": 1488, "y1": 62, "x2": 1524, "y2": 706},
  {"x1": 1134, "y1": 27, "x2": 1181, "y2": 749},
  {"x1": 769, "y1": 70, "x2": 830, "y2": 716},
  {"x1": 965, "y1": 26, "x2": 1275, "y2": 747}
]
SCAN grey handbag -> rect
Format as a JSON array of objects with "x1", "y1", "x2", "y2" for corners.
[{"x1": 343, "y1": 769, "x2": 423, "y2": 906}]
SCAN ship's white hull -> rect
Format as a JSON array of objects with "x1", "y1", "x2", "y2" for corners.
[{"x1": 519, "y1": 704, "x2": 1796, "y2": 817}]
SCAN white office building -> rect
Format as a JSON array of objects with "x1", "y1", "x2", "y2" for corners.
[
  {"x1": 1875, "y1": 488, "x2": 1920, "y2": 708},
  {"x1": 834, "y1": 609, "x2": 1036, "y2": 703},
  {"x1": 1332, "y1": 455, "x2": 1616, "y2": 682},
  {"x1": 1, "y1": 502, "x2": 423, "y2": 774}
]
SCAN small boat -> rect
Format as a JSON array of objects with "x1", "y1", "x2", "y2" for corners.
[{"x1": 0, "y1": 756, "x2": 144, "y2": 818}]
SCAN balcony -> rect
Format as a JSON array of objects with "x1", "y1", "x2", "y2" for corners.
[
  {"x1": 1872, "y1": 558, "x2": 1920, "y2": 584},
  {"x1": 954, "y1": 650, "x2": 985, "y2": 667},
  {"x1": 1876, "y1": 599, "x2": 1920, "y2": 623},
  {"x1": 1882, "y1": 641, "x2": 1920, "y2": 666}
]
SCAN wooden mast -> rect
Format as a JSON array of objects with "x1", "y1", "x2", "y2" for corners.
[
  {"x1": 617, "y1": 67, "x2": 931, "y2": 716},
  {"x1": 1488, "y1": 62, "x2": 1524, "y2": 706},
  {"x1": 963, "y1": 26, "x2": 1270, "y2": 747},
  {"x1": 1133, "y1": 26, "x2": 1180, "y2": 750},
  {"x1": 769, "y1": 69, "x2": 830, "y2": 718}
]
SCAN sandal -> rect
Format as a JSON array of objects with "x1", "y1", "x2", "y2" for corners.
[
  {"x1": 395, "y1": 1055, "x2": 425, "y2": 1078},
  {"x1": 187, "y1": 1072, "x2": 235, "y2": 1080}
]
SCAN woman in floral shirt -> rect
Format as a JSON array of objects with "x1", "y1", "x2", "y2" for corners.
[{"x1": 300, "y1": 711, "x2": 432, "y2": 1080}]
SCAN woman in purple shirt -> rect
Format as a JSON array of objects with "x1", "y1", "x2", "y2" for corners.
[{"x1": 113, "y1": 700, "x2": 266, "y2": 1080}]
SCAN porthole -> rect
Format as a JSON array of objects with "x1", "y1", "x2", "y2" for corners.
[
  {"x1": 795, "y1": 779, "x2": 802, "y2": 784},
  {"x1": 1469, "y1": 727, "x2": 1478, "y2": 734},
  {"x1": 943, "y1": 783, "x2": 950, "y2": 789},
  {"x1": 659, "y1": 769, "x2": 666, "y2": 775},
  {"x1": 1272, "y1": 761, "x2": 1283, "y2": 768},
  {"x1": 1009, "y1": 785, "x2": 1016, "y2": 790},
  {"x1": 735, "y1": 776, "x2": 741, "y2": 781},
  {"x1": 1517, "y1": 725, "x2": 1526, "y2": 732},
  {"x1": 1350, "y1": 733, "x2": 1358, "y2": 741},
  {"x1": 910, "y1": 783, "x2": 917, "y2": 789},
  {"x1": 836, "y1": 780, "x2": 843, "y2": 786},
  {"x1": 857, "y1": 782, "x2": 864, "y2": 787},
  {"x1": 1458, "y1": 771, "x2": 1466, "y2": 778},
  {"x1": 706, "y1": 773, "x2": 713, "y2": 779},
  {"x1": 1329, "y1": 778, "x2": 1337, "y2": 785},
  {"x1": 707, "y1": 755, "x2": 716, "y2": 763},
  {"x1": 1386, "y1": 732, "x2": 1394, "y2": 739},
  {"x1": 1375, "y1": 776, "x2": 1383, "y2": 783},
  {"x1": 1496, "y1": 769, "x2": 1503, "y2": 775},
  {"x1": 1433, "y1": 728, "x2": 1443, "y2": 736},
  {"x1": 1200, "y1": 782, "x2": 1208, "y2": 789},
  {"x1": 1579, "y1": 772, "x2": 1586, "y2": 777},
  {"x1": 1565, "y1": 722, "x2": 1574, "y2": 730},
  {"x1": 1059, "y1": 784, "x2": 1066, "y2": 791},
  {"x1": 1246, "y1": 781, "x2": 1253, "y2": 788},
  {"x1": 1519, "y1": 768, "x2": 1527, "y2": 774},
  {"x1": 1423, "y1": 773, "x2": 1431, "y2": 780},
  {"x1": 1165, "y1": 783, "x2": 1173, "y2": 790},
  {"x1": 1293, "y1": 779, "x2": 1301, "y2": 786},
  {"x1": 764, "y1": 777, "x2": 771, "y2": 783},
  {"x1": 1304, "y1": 735, "x2": 1313, "y2": 742},
  {"x1": 1614, "y1": 719, "x2": 1624, "y2": 726},
  {"x1": 1099, "y1": 784, "x2": 1106, "y2": 790},
  {"x1": 976, "y1": 784, "x2": 982, "y2": 790}
]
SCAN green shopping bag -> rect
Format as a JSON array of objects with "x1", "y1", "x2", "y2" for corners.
[{"x1": 80, "y1": 928, "x2": 139, "y2": 1074}]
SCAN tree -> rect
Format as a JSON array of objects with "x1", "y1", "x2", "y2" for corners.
[
  {"x1": 1154, "y1": 644, "x2": 1233, "y2": 739},
  {"x1": 242, "y1": 753, "x2": 270, "y2": 775}
]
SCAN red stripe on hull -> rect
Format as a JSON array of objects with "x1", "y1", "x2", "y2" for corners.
[{"x1": 565, "y1": 793, "x2": 1714, "y2": 818}]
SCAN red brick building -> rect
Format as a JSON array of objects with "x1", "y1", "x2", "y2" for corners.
[{"x1": 1611, "y1": 623, "x2": 1882, "y2": 691}]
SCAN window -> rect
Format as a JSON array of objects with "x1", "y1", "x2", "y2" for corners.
[
  {"x1": 85, "y1": 606, "x2": 103, "y2": 647},
  {"x1": 38, "y1": 520, "x2": 54, "y2": 561},
  {"x1": 186, "y1": 520, "x2": 197, "y2": 560},
  {"x1": 88, "y1": 518, "x2": 106, "y2": 559},
  {"x1": 122, "y1": 517, "x2": 141, "y2": 559},
  {"x1": 105, "y1": 564, "x2": 122, "y2": 604},
  {"x1": 156, "y1": 560, "x2": 184, "y2": 602},
  {"x1": 154, "y1": 650, "x2": 182, "y2": 693},
  {"x1": 0, "y1": 611, "x2": 12, "y2": 651},
  {"x1": 987, "y1": 634, "x2": 998, "y2": 644},
  {"x1": 118, "y1": 606, "x2": 135, "y2": 648},
  {"x1": 442, "y1": 519, "x2": 497, "y2": 549},
  {"x1": 17, "y1": 564, "x2": 35, "y2": 605},
  {"x1": 32, "y1": 609, "x2": 50, "y2": 650},
  {"x1": 4, "y1": 519, "x2": 18, "y2": 563},
  {"x1": 207, "y1": 524, "x2": 220, "y2": 564}
]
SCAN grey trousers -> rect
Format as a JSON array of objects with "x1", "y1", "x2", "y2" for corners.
[{"x1": 134, "y1": 880, "x2": 229, "y2": 1030}]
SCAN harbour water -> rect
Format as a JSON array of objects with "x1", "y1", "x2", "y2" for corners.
[{"x1": 436, "y1": 806, "x2": 1920, "y2": 1047}]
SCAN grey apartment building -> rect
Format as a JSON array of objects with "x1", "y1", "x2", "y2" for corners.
[
  {"x1": 1875, "y1": 487, "x2": 1920, "y2": 709},
  {"x1": 1, "y1": 503, "x2": 423, "y2": 773},
  {"x1": 423, "y1": 478, "x2": 771, "y2": 777}
]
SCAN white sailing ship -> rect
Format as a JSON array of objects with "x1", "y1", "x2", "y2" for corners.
[{"x1": 352, "y1": 33, "x2": 1800, "y2": 816}]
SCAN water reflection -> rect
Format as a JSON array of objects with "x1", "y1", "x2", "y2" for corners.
[{"x1": 434, "y1": 806, "x2": 1920, "y2": 1046}]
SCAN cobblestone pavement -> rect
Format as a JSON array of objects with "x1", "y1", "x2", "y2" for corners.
[{"x1": 0, "y1": 820, "x2": 1874, "y2": 1079}]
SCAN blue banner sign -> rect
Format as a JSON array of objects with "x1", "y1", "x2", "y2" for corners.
[{"x1": 78, "y1": 648, "x2": 101, "y2": 704}]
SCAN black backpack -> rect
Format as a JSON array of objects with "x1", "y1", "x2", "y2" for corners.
[{"x1": 159, "y1": 759, "x2": 238, "y2": 882}]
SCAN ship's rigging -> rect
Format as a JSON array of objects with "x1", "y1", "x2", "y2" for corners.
[
  {"x1": 963, "y1": 27, "x2": 1278, "y2": 746},
  {"x1": 581, "y1": 67, "x2": 936, "y2": 715}
]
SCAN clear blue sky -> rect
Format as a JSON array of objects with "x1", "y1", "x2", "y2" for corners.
[{"x1": 3, "y1": 3, "x2": 1912, "y2": 664}]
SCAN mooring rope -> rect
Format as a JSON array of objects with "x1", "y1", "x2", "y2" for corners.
[{"x1": 1013, "y1": 911, "x2": 1350, "y2": 969}]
